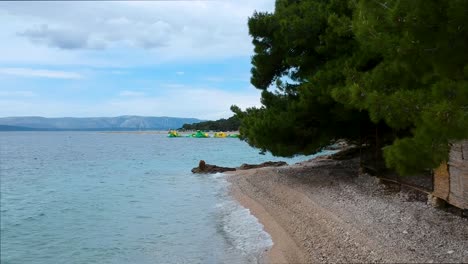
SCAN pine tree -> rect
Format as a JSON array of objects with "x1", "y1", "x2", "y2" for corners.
[
  {"x1": 233, "y1": 0, "x2": 376, "y2": 157},
  {"x1": 333, "y1": 0, "x2": 468, "y2": 174},
  {"x1": 234, "y1": 0, "x2": 468, "y2": 175}
]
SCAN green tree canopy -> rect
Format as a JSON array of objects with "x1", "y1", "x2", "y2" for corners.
[
  {"x1": 233, "y1": 0, "x2": 468, "y2": 175},
  {"x1": 180, "y1": 116, "x2": 240, "y2": 131},
  {"x1": 233, "y1": 0, "x2": 378, "y2": 157}
]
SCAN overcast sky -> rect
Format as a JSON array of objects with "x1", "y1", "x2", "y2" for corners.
[{"x1": 0, "y1": 0, "x2": 274, "y2": 119}]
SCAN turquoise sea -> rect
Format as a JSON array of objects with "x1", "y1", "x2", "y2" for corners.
[{"x1": 0, "y1": 132, "x2": 328, "y2": 264}]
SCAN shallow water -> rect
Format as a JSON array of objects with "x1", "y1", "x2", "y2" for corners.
[{"x1": 0, "y1": 132, "x2": 330, "y2": 264}]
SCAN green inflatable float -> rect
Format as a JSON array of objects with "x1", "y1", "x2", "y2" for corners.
[{"x1": 187, "y1": 130, "x2": 209, "y2": 138}]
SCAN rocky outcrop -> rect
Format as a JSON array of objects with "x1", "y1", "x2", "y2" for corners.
[
  {"x1": 191, "y1": 160, "x2": 236, "y2": 174},
  {"x1": 238, "y1": 161, "x2": 287, "y2": 170},
  {"x1": 191, "y1": 160, "x2": 289, "y2": 174}
]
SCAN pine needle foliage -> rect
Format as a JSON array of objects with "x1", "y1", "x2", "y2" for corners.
[{"x1": 233, "y1": 0, "x2": 468, "y2": 175}]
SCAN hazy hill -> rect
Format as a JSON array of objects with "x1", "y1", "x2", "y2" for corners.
[{"x1": 0, "y1": 116, "x2": 202, "y2": 131}]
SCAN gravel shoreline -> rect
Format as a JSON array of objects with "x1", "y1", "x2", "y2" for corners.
[{"x1": 228, "y1": 157, "x2": 468, "y2": 263}]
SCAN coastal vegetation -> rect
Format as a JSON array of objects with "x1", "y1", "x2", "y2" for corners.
[
  {"x1": 232, "y1": 0, "x2": 468, "y2": 175},
  {"x1": 180, "y1": 115, "x2": 240, "y2": 131}
]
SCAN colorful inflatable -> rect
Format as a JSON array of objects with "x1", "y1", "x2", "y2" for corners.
[
  {"x1": 169, "y1": 130, "x2": 238, "y2": 138},
  {"x1": 167, "y1": 130, "x2": 182, "y2": 137},
  {"x1": 214, "y1": 132, "x2": 227, "y2": 138},
  {"x1": 188, "y1": 130, "x2": 209, "y2": 138}
]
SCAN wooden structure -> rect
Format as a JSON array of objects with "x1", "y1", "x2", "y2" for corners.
[{"x1": 432, "y1": 141, "x2": 468, "y2": 209}]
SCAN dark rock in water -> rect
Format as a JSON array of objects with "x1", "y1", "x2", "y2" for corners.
[
  {"x1": 191, "y1": 161, "x2": 236, "y2": 174},
  {"x1": 199, "y1": 160, "x2": 206, "y2": 170},
  {"x1": 191, "y1": 160, "x2": 289, "y2": 174},
  {"x1": 239, "y1": 161, "x2": 287, "y2": 170}
]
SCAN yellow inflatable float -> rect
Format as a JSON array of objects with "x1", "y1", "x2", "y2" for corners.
[{"x1": 214, "y1": 132, "x2": 227, "y2": 138}]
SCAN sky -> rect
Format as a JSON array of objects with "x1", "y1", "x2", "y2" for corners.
[{"x1": 0, "y1": 0, "x2": 275, "y2": 120}]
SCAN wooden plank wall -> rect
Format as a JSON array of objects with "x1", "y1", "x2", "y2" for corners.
[
  {"x1": 447, "y1": 141, "x2": 468, "y2": 209},
  {"x1": 433, "y1": 161, "x2": 450, "y2": 200},
  {"x1": 433, "y1": 140, "x2": 468, "y2": 209}
]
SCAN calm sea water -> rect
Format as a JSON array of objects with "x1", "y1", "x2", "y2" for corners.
[{"x1": 0, "y1": 132, "x2": 329, "y2": 264}]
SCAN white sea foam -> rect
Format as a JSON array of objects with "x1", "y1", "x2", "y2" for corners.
[
  {"x1": 222, "y1": 200, "x2": 273, "y2": 253},
  {"x1": 212, "y1": 174, "x2": 273, "y2": 263}
]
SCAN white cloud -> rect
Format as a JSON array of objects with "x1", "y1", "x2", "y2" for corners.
[
  {"x1": 18, "y1": 24, "x2": 107, "y2": 50},
  {"x1": 106, "y1": 16, "x2": 132, "y2": 26},
  {"x1": 0, "y1": 67, "x2": 82, "y2": 79},
  {"x1": 102, "y1": 87, "x2": 262, "y2": 119},
  {"x1": 0, "y1": 87, "x2": 262, "y2": 120},
  {"x1": 0, "y1": 0, "x2": 275, "y2": 65},
  {"x1": 0, "y1": 1, "x2": 272, "y2": 118}
]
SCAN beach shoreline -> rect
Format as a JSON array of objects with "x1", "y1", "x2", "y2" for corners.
[
  {"x1": 230, "y1": 178, "x2": 304, "y2": 264},
  {"x1": 228, "y1": 156, "x2": 468, "y2": 263}
]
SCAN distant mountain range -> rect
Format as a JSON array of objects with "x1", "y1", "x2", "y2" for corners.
[{"x1": 0, "y1": 116, "x2": 202, "y2": 131}]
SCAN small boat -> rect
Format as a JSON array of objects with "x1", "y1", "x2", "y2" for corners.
[{"x1": 227, "y1": 133, "x2": 239, "y2": 138}]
